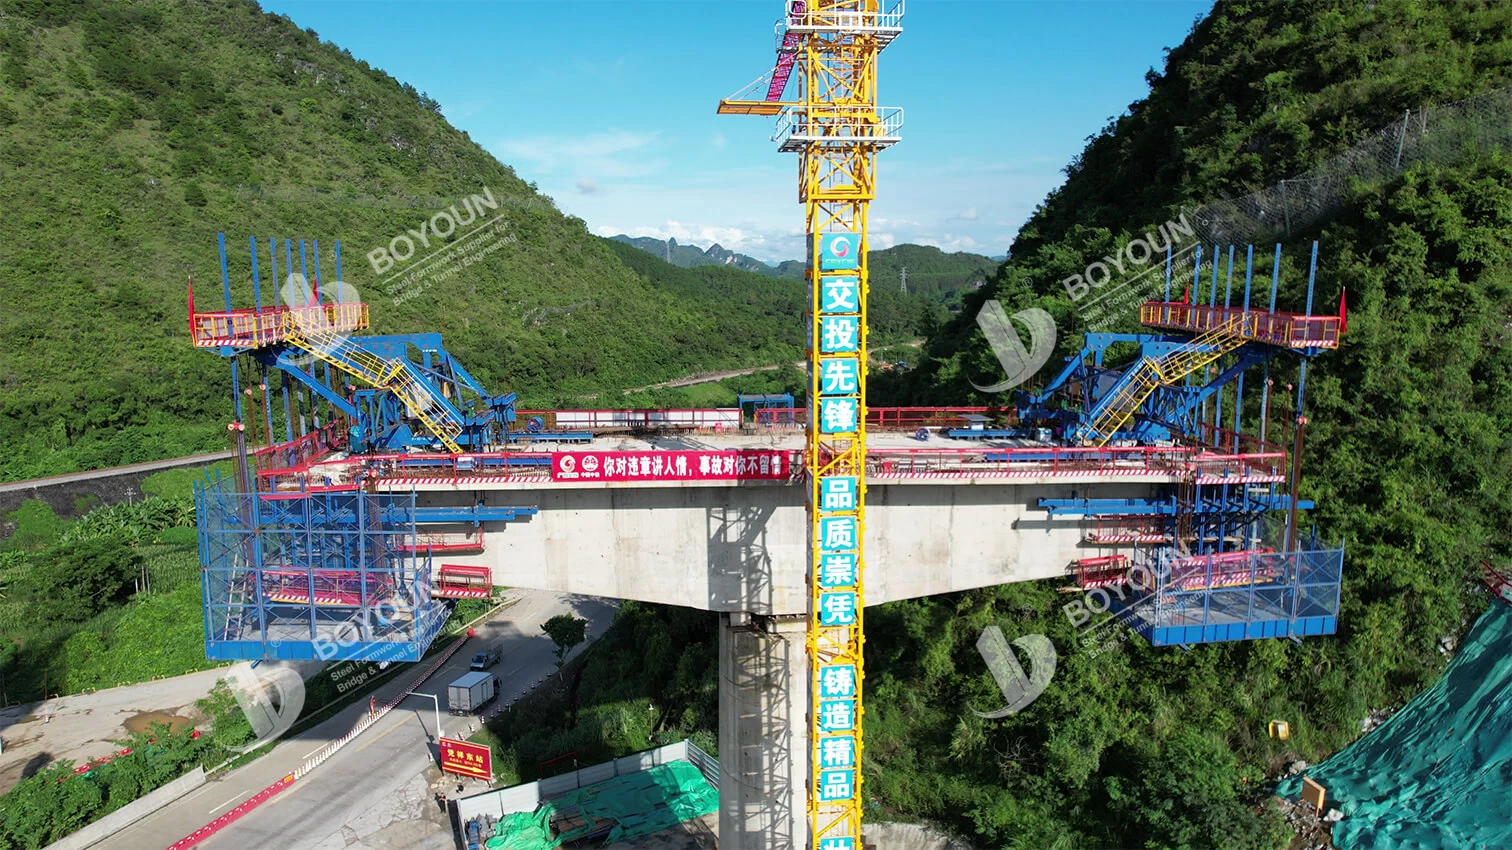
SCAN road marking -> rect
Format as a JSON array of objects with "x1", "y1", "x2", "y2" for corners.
[
  {"x1": 208, "y1": 790, "x2": 252, "y2": 814},
  {"x1": 354, "y1": 716, "x2": 410, "y2": 754},
  {"x1": 301, "y1": 743, "x2": 331, "y2": 759},
  {"x1": 506, "y1": 665, "x2": 523, "y2": 676}
]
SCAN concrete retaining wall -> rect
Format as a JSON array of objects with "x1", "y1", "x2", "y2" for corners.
[
  {"x1": 863, "y1": 822, "x2": 978, "y2": 850},
  {"x1": 43, "y1": 766, "x2": 207, "y2": 850}
]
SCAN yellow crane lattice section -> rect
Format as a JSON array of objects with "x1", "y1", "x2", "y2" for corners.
[{"x1": 720, "y1": 3, "x2": 903, "y2": 848}]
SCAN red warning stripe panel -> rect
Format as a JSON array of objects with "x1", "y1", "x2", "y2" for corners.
[{"x1": 166, "y1": 773, "x2": 297, "y2": 850}]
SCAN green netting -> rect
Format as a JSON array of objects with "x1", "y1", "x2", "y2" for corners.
[
  {"x1": 1276, "y1": 602, "x2": 1512, "y2": 849},
  {"x1": 483, "y1": 760, "x2": 719, "y2": 848}
]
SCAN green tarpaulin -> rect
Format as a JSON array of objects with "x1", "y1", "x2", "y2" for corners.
[
  {"x1": 485, "y1": 760, "x2": 719, "y2": 849},
  {"x1": 1277, "y1": 602, "x2": 1512, "y2": 849}
]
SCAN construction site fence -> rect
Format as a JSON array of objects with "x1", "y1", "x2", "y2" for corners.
[
  {"x1": 252, "y1": 423, "x2": 345, "y2": 476},
  {"x1": 455, "y1": 740, "x2": 718, "y2": 826}
]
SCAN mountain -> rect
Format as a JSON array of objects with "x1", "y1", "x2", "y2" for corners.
[
  {"x1": 607, "y1": 235, "x2": 775, "y2": 275},
  {"x1": 864, "y1": 1, "x2": 1512, "y2": 847},
  {"x1": 0, "y1": 1, "x2": 817, "y2": 482},
  {"x1": 612, "y1": 235, "x2": 997, "y2": 307}
]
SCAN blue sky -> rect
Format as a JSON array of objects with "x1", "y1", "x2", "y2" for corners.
[{"x1": 259, "y1": 0, "x2": 1212, "y2": 263}]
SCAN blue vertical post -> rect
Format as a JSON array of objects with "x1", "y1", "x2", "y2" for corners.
[
  {"x1": 300, "y1": 240, "x2": 312, "y2": 302},
  {"x1": 334, "y1": 240, "x2": 343, "y2": 289},
  {"x1": 1268, "y1": 244, "x2": 1281, "y2": 311},
  {"x1": 1205, "y1": 246, "x2": 1220, "y2": 433},
  {"x1": 221, "y1": 235, "x2": 243, "y2": 423},
  {"x1": 249, "y1": 237, "x2": 263, "y2": 310},
  {"x1": 268, "y1": 238, "x2": 278, "y2": 306},
  {"x1": 313, "y1": 239, "x2": 324, "y2": 292},
  {"x1": 1217, "y1": 245, "x2": 1235, "y2": 441},
  {"x1": 1296, "y1": 241, "x2": 1319, "y2": 415},
  {"x1": 219, "y1": 233, "x2": 233, "y2": 312},
  {"x1": 282, "y1": 372, "x2": 294, "y2": 443},
  {"x1": 1242, "y1": 244, "x2": 1254, "y2": 310},
  {"x1": 1164, "y1": 244, "x2": 1172, "y2": 304}
]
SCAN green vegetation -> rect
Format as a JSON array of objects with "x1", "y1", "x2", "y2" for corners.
[
  {"x1": 0, "y1": 0, "x2": 827, "y2": 484},
  {"x1": 477, "y1": 602, "x2": 717, "y2": 786},
  {"x1": 0, "y1": 498, "x2": 215, "y2": 704},
  {"x1": 0, "y1": 687, "x2": 252, "y2": 850},
  {"x1": 864, "y1": 1, "x2": 1512, "y2": 847},
  {"x1": 540, "y1": 613, "x2": 588, "y2": 679}
]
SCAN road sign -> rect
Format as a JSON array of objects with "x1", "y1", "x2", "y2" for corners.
[{"x1": 439, "y1": 737, "x2": 492, "y2": 781}]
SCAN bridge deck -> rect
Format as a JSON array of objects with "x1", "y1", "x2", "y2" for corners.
[{"x1": 255, "y1": 430, "x2": 1283, "y2": 492}]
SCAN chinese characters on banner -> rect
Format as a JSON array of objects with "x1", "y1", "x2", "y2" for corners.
[
  {"x1": 438, "y1": 737, "x2": 492, "y2": 781},
  {"x1": 812, "y1": 230, "x2": 863, "y2": 830},
  {"x1": 551, "y1": 450, "x2": 793, "y2": 482}
]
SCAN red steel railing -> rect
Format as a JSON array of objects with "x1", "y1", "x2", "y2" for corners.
[
  {"x1": 190, "y1": 302, "x2": 370, "y2": 348},
  {"x1": 1141, "y1": 302, "x2": 1342, "y2": 349}
]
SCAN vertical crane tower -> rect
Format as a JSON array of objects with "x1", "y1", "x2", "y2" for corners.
[{"x1": 719, "y1": 2, "x2": 904, "y2": 846}]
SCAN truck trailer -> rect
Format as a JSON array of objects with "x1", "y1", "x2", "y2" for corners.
[{"x1": 447, "y1": 671, "x2": 499, "y2": 715}]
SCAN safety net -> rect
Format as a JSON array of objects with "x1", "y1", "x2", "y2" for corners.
[{"x1": 1276, "y1": 602, "x2": 1512, "y2": 849}]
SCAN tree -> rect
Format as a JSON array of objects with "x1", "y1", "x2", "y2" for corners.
[
  {"x1": 22, "y1": 536, "x2": 139, "y2": 626},
  {"x1": 540, "y1": 614, "x2": 588, "y2": 679}
]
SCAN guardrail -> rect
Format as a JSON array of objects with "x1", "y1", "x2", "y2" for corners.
[{"x1": 755, "y1": 406, "x2": 1012, "y2": 429}]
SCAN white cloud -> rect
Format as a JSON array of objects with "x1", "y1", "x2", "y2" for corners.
[
  {"x1": 492, "y1": 129, "x2": 664, "y2": 179},
  {"x1": 575, "y1": 177, "x2": 600, "y2": 194},
  {"x1": 955, "y1": 207, "x2": 979, "y2": 221},
  {"x1": 712, "y1": 131, "x2": 727, "y2": 149}
]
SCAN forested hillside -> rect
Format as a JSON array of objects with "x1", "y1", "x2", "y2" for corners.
[
  {"x1": 866, "y1": 1, "x2": 1512, "y2": 847},
  {"x1": 0, "y1": 0, "x2": 810, "y2": 482}
]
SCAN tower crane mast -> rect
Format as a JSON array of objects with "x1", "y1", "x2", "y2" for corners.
[{"x1": 719, "y1": 3, "x2": 904, "y2": 847}]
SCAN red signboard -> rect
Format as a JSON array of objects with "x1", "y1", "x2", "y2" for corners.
[
  {"x1": 439, "y1": 737, "x2": 493, "y2": 781},
  {"x1": 551, "y1": 450, "x2": 792, "y2": 482}
]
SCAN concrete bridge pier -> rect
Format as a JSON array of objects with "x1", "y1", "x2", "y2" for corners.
[{"x1": 719, "y1": 612, "x2": 809, "y2": 850}]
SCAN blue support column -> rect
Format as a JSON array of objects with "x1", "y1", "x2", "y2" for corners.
[
  {"x1": 1164, "y1": 244, "x2": 1172, "y2": 303},
  {"x1": 282, "y1": 372, "x2": 294, "y2": 443}
]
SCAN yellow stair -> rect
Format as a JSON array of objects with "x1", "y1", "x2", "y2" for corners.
[
  {"x1": 282, "y1": 321, "x2": 465, "y2": 453},
  {"x1": 1082, "y1": 318, "x2": 1252, "y2": 446}
]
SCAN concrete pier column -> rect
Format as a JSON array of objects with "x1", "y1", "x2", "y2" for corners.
[{"x1": 719, "y1": 613, "x2": 809, "y2": 850}]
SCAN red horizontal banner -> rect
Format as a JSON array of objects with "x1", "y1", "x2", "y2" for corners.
[
  {"x1": 552, "y1": 450, "x2": 792, "y2": 482},
  {"x1": 440, "y1": 737, "x2": 492, "y2": 781}
]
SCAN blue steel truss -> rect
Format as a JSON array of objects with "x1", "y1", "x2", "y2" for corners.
[{"x1": 196, "y1": 476, "x2": 446, "y2": 662}]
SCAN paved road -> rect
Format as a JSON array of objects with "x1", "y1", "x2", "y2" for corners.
[
  {"x1": 0, "y1": 667, "x2": 231, "y2": 796},
  {"x1": 108, "y1": 591, "x2": 615, "y2": 850},
  {"x1": 0, "y1": 451, "x2": 234, "y2": 493}
]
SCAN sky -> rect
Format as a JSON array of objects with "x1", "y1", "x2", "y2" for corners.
[{"x1": 258, "y1": 0, "x2": 1214, "y2": 264}]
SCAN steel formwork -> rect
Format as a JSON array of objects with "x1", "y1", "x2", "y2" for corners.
[{"x1": 196, "y1": 478, "x2": 445, "y2": 661}]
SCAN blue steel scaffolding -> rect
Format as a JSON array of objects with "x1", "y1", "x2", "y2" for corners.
[{"x1": 196, "y1": 476, "x2": 446, "y2": 662}]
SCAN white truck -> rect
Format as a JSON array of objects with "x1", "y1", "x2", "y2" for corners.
[{"x1": 446, "y1": 671, "x2": 499, "y2": 716}]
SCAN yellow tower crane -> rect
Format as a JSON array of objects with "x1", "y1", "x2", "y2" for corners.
[{"x1": 718, "y1": 3, "x2": 903, "y2": 847}]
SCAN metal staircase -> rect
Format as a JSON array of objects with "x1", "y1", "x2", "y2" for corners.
[
  {"x1": 1076, "y1": 318, "x2": 1253, "y2": 445},
  {"x1": 282, "y1": 323, "x2": 466, "y2": 453}
]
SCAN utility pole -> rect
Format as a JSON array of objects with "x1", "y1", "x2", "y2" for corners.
[{"x1": 900, "y1": 266, "x2": 908, "y2": 294}]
